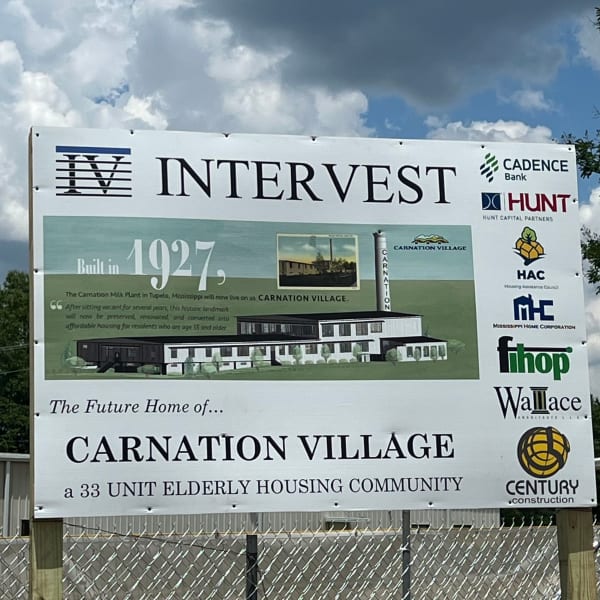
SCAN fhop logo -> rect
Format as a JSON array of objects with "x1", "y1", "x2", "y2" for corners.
[
  {"x1": 55, "y1": 145, "x2": 132, "y2": 197},
  {"x1": 497, "y1": 336, "x2": 572, "y2": 380}
]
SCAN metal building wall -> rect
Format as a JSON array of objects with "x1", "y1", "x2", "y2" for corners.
[{"x1": 0, "y1": 453, "x2": 30, "y2": 536}]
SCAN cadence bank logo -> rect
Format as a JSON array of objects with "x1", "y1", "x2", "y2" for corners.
[
  {"x1": 55, "y1": 145, "x2": 132, "y2": 197},
  {"x1": 479, "y1": 152, "x2": 569, "y2": 183},
  {"x1": 517, "y1": 426, "x2": 570, "y2": 478},
  {"x1": 497, "y1": 336, "x2": 572, "y2": 380},
  {"x1": 479, "y1": 153, "x2": 499, "y2": 183}
]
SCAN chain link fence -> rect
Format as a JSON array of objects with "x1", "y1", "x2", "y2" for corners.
[{"x1": 1, "y1": 516, "x2": 598, "y2": 599}]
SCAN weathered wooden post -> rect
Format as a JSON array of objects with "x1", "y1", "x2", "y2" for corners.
[{"x1": 556, "y1": 508, "x2": 596, "y2": 599}]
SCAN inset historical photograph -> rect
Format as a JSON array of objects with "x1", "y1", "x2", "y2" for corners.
[{"x1": 277, "y1": 233, "x2": 359, "y2": 289}]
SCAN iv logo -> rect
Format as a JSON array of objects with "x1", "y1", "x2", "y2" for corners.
[{"x1": 55, "y1": 145, "x2": 132, "y2": 197}]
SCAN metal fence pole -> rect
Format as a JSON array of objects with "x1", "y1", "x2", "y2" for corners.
[
  {"x1": 246, "y1": 512, "x2": 259, "y2": 600},
  {"x1": 402, "y1": 510, "x2": 411, "y2": 600}
]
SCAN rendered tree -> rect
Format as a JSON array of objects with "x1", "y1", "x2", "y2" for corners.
[
  {"x1": 292, "y1": 345, "x2": 303, "y2": 365},
  {"x1": 184, "y1": 354, "x2": 194, "y2": 375},
  {"x1": 212, "y1": 350, "x2": 223, "y2": 372},
  {"x1": 320, "y1": 343, "x2": 331, "y2": 364},
  {"x1": 385, "y1": 347, "x2": 400, "y2": 365},
  {"x1": 251, "y1": 347, "x2": 264, "y2": 369}
]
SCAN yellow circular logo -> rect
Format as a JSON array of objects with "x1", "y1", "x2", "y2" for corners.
[{"x1": 517, "y1": 427, "x2": 570, "y2": 478}]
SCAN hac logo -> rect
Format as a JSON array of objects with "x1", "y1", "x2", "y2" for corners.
[{"x1": 514, "y1": 227, "x2": 544, "y2": 266}]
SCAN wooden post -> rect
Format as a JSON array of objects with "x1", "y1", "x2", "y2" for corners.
[
  {"x1": 29, "y1": 518, "x2": 63, "y2": 600},
  {"x1": 556, "y1": 508, "x2": 597, "y2": 599}
]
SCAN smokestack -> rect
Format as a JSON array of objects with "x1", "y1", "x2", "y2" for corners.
[{"x1": 373, "y1": 230, "x2": 391, "y2": 311}]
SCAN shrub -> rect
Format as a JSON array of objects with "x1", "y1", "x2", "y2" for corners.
[{"x1": 138, "y1": 364, "x2": 160, "y2": 375}]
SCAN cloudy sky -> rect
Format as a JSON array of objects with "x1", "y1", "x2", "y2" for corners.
[{"x1": 2, "y1": 0, "x2": 600, "y2": 391}]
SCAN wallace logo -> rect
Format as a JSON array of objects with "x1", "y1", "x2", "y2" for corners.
[
  {"x1": 517, "y1": 426, "x2": 570, "y2": 478},
  {"x1": 497, "y1": 336, "x2": 572, "y2": 380},
  {"x1": 494, "y1": 386, "x2": 582, "y2": 419},
  {"x1": 55, "y1": 145, "x2": 132, "y2": 197},
  {"x1": 514, "y1": 227, "x2": 544, "y2": 266}
]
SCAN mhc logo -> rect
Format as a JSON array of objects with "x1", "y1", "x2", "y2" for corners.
[
  {"x1": 497, "y1": 336, "x2": 572, "y2": 380},
  {"x1": 513, "y1": 294, "x2": 554, "y2": 321},
  {"x1": 55, "y1": 145, "x2": 132, "y2": 197}
]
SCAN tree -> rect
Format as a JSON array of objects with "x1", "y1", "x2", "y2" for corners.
[
  {"x1": 385, "y1": 347, "x2": 401, "y2": 365},
  {"x1": 320, "y1": 343, "x2": 331, "y2": 364},
  {"x1": 251, "y1": 347, "x2": 265, "y2": 369},
  {"x1": 313, "y1": 251, "x2": 329, "y2": 275},
  {"x1": 561, "y1": 10, "x2": 600, "y2": 286},
  {"x1": 0, "y1": 271, "x2": 29, "y2": 452},
  {"x1": 212, "y1": 350, "x2": 223, "y2": 372},
  {"x1": 292, "y1": 345, "x2": 303, "y2": 365}
]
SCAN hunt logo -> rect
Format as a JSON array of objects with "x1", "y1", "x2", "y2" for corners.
[
  {"x1": 481, "y1": 192, "x2": 570, "y2": 213},
  {"x1": 513, "y1": 294, "x2": 554, "y2": 321},
  {"x1": 497, "y1": 336, "x2": 572, "y2": 381},
  {"x1": 56, "y1": 145, "x2": 132, "y2": 197},
  {"x1": 494, "y1": 386, "x2": 582, "y2": 419}
]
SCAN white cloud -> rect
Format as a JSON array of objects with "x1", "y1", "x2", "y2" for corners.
[
  {"x1": 508, "y1": 89, "x2": 555, "y2": 112},
  {"x1": 5, "y1": 0, "x2": 63, "y2": 55},
  {"x1": 0, "y1": 1, "x2": 372, "y2": 242},
  {"x1": 426, "y1": 119, "x2": 554, "y2": 143},
  {"x1": 123, "y1": 93, "x2": 168, "y2": 129},
  {"x1": 576, "y1": 13, "x2": 600, "y2": 71},
  {"x1": 580, "y1": 186, "x2": 600, "y2": 231}
]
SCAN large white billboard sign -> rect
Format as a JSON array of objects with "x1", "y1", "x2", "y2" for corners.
[{"x1": 30, "y1": 127, "x2": 596, "y2": 518}]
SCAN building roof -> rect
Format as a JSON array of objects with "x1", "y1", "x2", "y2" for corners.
[{"x1": 237, "y1": 310, "x2": 420, "y2": 322}]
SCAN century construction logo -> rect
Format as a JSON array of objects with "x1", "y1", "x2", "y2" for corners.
[
  {"x1": 506, "y1": 426, "x2": 578, "y2": 504},
  {"x1": 497, "y1": 336, "x2": 572, "y2": 380},
  {"x1": 518, "y1": 426, "x2": 570, "y2": 478},
  {"x1": 55, "y1": 145, "x2": 132, "y2": 197}
]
